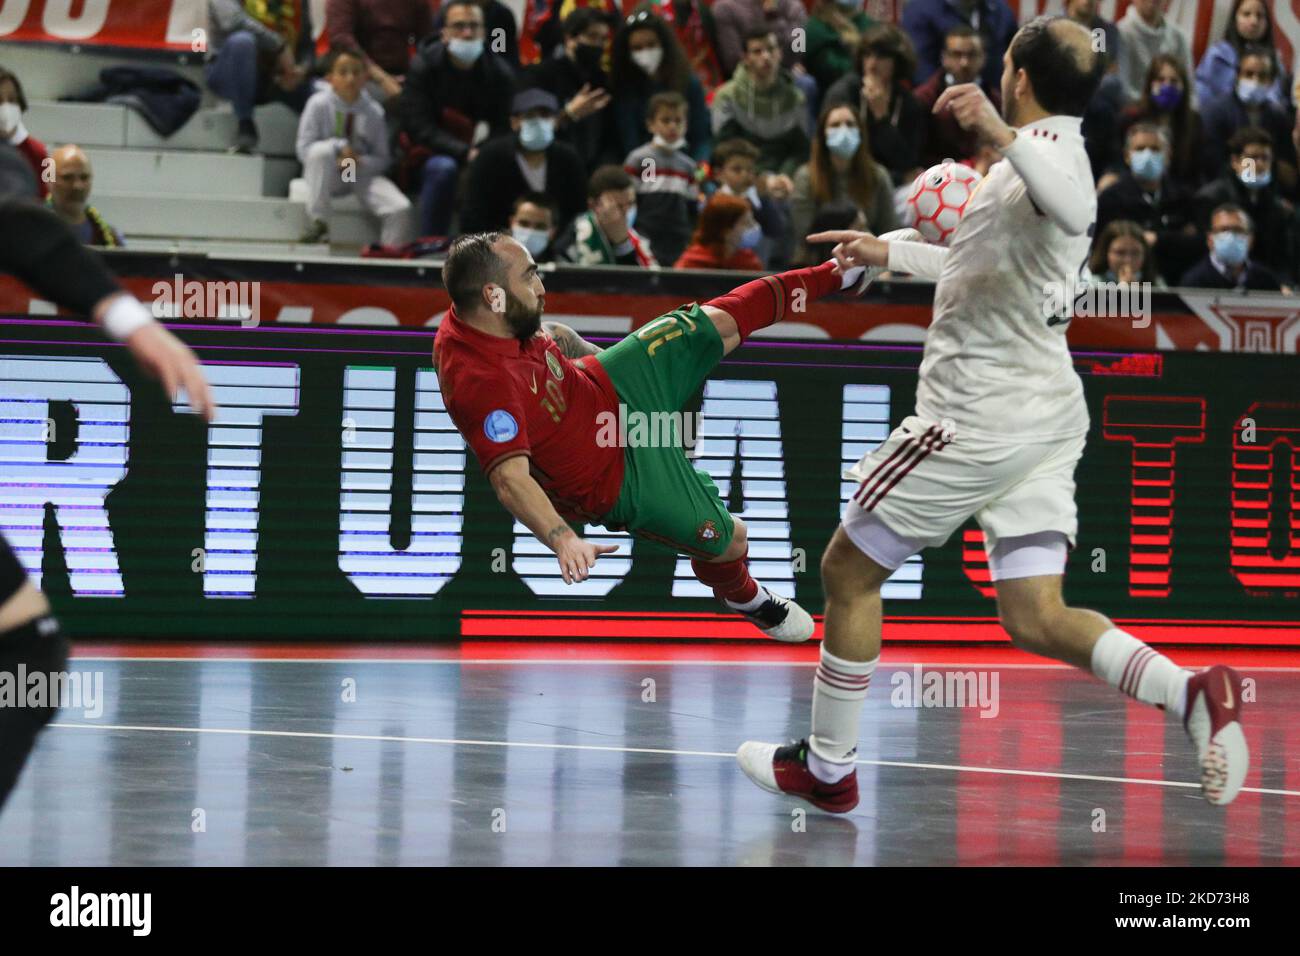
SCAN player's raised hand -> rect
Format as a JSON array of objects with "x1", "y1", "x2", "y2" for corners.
[
  {"x1": 932, "y1": 83, "x2": 1013, "y2": 149},
  {"x1": 554, "y1": 534, "x2": 619, "y2": 584},
  {"x1": 124, "y1": 322, "x2": 218, "y2": 421}
]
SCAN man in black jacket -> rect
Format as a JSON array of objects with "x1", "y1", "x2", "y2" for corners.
[
  {"x1": 1179, "y1": 204, "x2": 1287, "y2": 292},
  {"x1": 399, "y1": 0, "x2": 515, "y2": 236},
  {"x1": 460, "y1": 89, "x2": 587, "y2": 235},
  {"x1": 1096, "y1": 123, "x2": 1200, "y2": 284},
  {"x1": 1193, "y1": 127, "x2": 1300, "y2": 285},
  {"x1": 524, "y1": 8, "x2": 615, "y2": 171}
]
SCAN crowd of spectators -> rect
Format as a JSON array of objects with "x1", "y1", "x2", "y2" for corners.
[{"x1": 3, "y1": 0, "x2": 1297, "y2": 291}]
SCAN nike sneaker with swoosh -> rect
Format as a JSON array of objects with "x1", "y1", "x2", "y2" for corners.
[{"x1": 1183, "y1": 664, "x2": 1249, "y2": 806}]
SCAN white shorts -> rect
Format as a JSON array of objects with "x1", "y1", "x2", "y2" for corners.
[{"x1": 841, "y1": 414, "x2": 1086, "y2": 574}]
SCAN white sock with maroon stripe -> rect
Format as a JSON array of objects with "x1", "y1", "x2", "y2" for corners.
[
  {"x1": 1090, "y1": 628, "x2": 1190, "y2": 716},
  {"x1": 807, "y1": 646, "x2": 877, "y2": 783}
]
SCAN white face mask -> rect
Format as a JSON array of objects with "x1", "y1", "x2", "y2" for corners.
[
  {"x1": 0, "y1": 102, "x2": 21, "y2": 136},
  {"x1": 652, "y1": 133, "x2": 686, "y2": 151},
  {"x1": 631, "y1": 47, "x2": 663, "y2": 75}
]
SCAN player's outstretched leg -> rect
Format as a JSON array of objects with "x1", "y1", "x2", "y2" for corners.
[
  {"x1": 993, "y1": 549, "x2": 1248, "y2": 806},
  {"x1": 737, "y1": 525, "x2": 895, "y2": 812},
  {"x1": 0, "y1": 581, "x2": 70, "y2": 813},
  {"x1": 692, "y1": 517, "x2": 814, "y2": 643}
]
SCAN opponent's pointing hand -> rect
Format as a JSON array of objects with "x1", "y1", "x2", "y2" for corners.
[
  {"x1": 554, "y1": 534, "x2": 620, "y2": 584},
  {"x1": 805, "y1": 230, "x2": 888, "y2": 272}
]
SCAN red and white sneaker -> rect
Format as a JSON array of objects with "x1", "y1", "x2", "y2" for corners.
[
  {"x1": 1183, "y1": 665, "x2": 1249, "y2": 806},
  {"x1": 736, "y1": 739, "x2": 859, "y2": 813}
]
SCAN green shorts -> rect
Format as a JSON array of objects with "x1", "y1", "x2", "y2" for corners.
[{"x1": 596, "y1": 303, "x2": 734, "y2": 559}]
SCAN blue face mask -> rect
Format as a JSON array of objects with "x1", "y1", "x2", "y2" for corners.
[
  {"x1": 449, "y1": 37, "x2": 485, "y2": 64},
  {"x1": 1150, "y1": 82, "x2": 1183, "y2": 111},
  {"x1": 518, "y1": 117, "x2": 555, "y2": 152},
  {"x1": 1211, "y1": 230, "x2": 1249, "y2": 267},
  {"x1": 825, "y1": 125, "x2": 861, "y2": 159},
  {"x1": 512, "y1": 225, "x2": 550, "y2": 257},
  {"x1": 1238, "y1": 167, "x2": 1272, "y2": 189},
  {"x1": 1129, "y1": 148, "x2": 1165, "y2": 181},
  {"x1": 736, "y1": 223, "x2": 763, "y2": 249},
  {"x1": 626, "y1": 205, "x2": 637, "y2": 229}
]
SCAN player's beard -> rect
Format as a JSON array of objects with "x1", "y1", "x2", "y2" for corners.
[
  {"x1": 504, "y1": 290, "x2": 544, "y2": 341},
  {"x1": 1001, "y1": 77, "x2": 1017, "y2": 124}
]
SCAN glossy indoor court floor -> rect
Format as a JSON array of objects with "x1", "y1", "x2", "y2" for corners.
[{"x1": 1, "y1": 641, "x2": 1296, "y2": 866}]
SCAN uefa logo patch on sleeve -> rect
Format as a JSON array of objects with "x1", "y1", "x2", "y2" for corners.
[{"x1": 484, "y1": 409, "x2": 519, "y2": 443}]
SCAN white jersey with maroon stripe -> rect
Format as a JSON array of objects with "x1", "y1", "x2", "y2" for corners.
[{"x1": 886, "y1": 114, "x2": 1097, "y2": 445}]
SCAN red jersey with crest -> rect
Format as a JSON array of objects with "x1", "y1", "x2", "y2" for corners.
[{"x1": 434, "y1": 307, "x2": 625, "y2": 521}]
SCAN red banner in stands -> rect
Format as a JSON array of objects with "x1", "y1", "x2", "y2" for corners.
[{"x1": 0, "y1": 0, "x2": 200, "y2": 51}]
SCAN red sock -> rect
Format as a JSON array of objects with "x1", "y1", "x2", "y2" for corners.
[
  {"x1": 691, "y1": 553, "x2": 760, "y2": 604},
  {"x1": 703, "y1": 261, "x2": 841, "y2": 342}
]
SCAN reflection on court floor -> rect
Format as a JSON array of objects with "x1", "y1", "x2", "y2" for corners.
[{"x1": 1, "y1": 644, "x2": 1296, "y2": 866}]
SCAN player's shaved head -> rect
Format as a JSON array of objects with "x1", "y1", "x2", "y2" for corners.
[
  {"x1": 443, "y1": 232, "x2": 510, "y2": 314},
  {"x1": 443, "y1": 231, "x2": 546, "y2": 340},
  {"x1": 1006, "y1": 15, "x2": 1103, "y2": 117}
]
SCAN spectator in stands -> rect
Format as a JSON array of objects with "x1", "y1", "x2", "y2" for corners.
[
  {"x1": 1116, "y1": 0, "x2": 1194, "y2": 107},
  {"x1": 431, "y1": 0, "x2": 521, "y2": 73},
  {"x1": 1179, "y1": 203, "x2": 1287, "y2": 292},
  {"x1": 1096, "y1": 124, "x2": 1200, "y2": 286},
  {"x1": 508, "y1": 191, "x2": 560, "y2": 262},
  {"x1": 1105, "y1": 54, "x2": 1202, "y2": 192},
  {"x1": 325, "y1": 0, "x2": 433, "y2": 106},
  {"x1": 624, "y1": 91, "x2": 700, "y2": 267},
  {"x1": 1067, "y1": 0, "x2": 1126, "y2": 182},
  {"x1": 1065, "y1": 0, "x2": 1120, "y2": 71},
  {"x1": 824, "y1": 25, "x2": 924, "y2": 187},
  {"x1": 460, "y1": 89, "x2": 586, "y2": 235},
  {"x1": 400, "y1": 0, "x2": 515, "y2": 237},
  {"x1": 0, "y1": 67, "x2": 47, "y2": 199},
  {"x1": 913, "y1": 25, "x2": 1000, "y2": 168},
  {"x1": 804, "y1": 0, "x2": 876, "y2": 99},
  {"x1": 791, "y1": 103, "x2": 897, "y2": 263},
  {"x1": 899, "y1": 0, "x2": 1015, "y2": 91},
  {"x1": 632, "y1": 0, "x2": 725, "y2": 93},
  {"x1": 521, "y1": 0, "x2": 618, "y2": 68},
  {"x1": 47, "y1": 145, "x2": 123, "y2": 248},
  {"x1": 206, "y1": 0, "x2": 316, "y2": 154},
  {"x1": 710, "y1": 137, "x2": 793, "y2": 268},
  {"x1": 674, "y1": 192, "x2": 763, "y2": 270},
  {"x1": 711, "y1": 0, "x2": 807, "y2": 78},
  {"x1": 524, "y1": 8, "x2": 615, "y2": 172},
  {"x1": 800, "y1": 200, "x2": 864, "y2": 266},
  {"x1": 557, "y1": 164, "x2": 657, "y2": 265},
  {"x1": 1200, "y1": 47, "x2": 1297, "y2": 192},
  {"x1": 609, "y1": 11, "x2": 711, "y2": 163},
  {"x1": 1195, "y1": 0, "x2": 1290, "y2": 111},
  {"x1": 1089, "y1": 219, "x2": 1165, "y2": 288},
  {"x1": 1194, "y1": 127, "x2": 1299, "y2": 285},
  {"x1": 296, "y1": 48, "x2": 413, "y2": 246},
  {"x1": 710, "y1": 29, "x2": 810, "y2": 179}
]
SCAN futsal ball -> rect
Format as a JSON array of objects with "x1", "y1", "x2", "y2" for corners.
[{"x1": 903, "y1": 161, "x2": 982, "y2": 246}]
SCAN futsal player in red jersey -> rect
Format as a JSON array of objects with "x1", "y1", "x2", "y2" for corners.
[{"x1": 434, "y1": 231, "x2": 866, "y2": 640}]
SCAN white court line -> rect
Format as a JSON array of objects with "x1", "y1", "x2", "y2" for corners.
[
  {"x1": 65, "y1": 656, "x2": 1300, "y2": 672},
  {"x1": 46, "y1": 721, "x2": 1300, "y2": 799}
]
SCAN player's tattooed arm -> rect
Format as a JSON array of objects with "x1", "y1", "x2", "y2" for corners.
[{"x1": 543, "y1": 321, "x2": 602, "y2": 358}]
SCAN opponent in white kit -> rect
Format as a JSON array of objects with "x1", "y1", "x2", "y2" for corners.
[{"x1": 737, "y1": 16, "x2": 1249, "y2": 812}]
